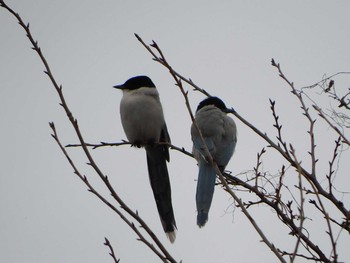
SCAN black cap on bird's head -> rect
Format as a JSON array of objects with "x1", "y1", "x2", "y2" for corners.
[
  {"x1": 196, "y1": 96, "x2": 229, "y2": 113},
  {"x1": 113, "y1": 75, "x2": 155, "y2": 90}
]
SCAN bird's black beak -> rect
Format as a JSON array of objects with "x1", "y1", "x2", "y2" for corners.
[
  {"x1": 113, "y1": 84, "x2": 124, "y2": 90},
  {"x1": 224, "y1": 107, "x2": 235, "y2": 114}
]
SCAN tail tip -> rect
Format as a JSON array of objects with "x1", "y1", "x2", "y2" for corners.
[
  {"x1": 166, "y1": 230, "x2": 176, "y2": 243},
  {"x1": 197, "y1": 211, "x2": 208, "y2": 228}
]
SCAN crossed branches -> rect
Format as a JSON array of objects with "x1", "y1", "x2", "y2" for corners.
[
  {"x1": 1, "y1": 1, "x2": 349, "y2": 262},
  {"x1": 0, "y1": 1, "x2": 178, "y2": 262},
  {"x1": 133, "y1": 38, "x2": 349, "y2": 262}
]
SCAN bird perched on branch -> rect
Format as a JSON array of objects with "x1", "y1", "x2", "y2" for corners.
[
  {"x1": 191, "y1": 96, "x2": 237, "y2": 227},
  {"x1": 113, "y1": 76, "x2": 176, "y2": 242}
]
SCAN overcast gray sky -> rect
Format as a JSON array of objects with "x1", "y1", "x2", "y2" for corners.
[{"x1": 1, "y1": 1, "x2": 349, "y2": 262}]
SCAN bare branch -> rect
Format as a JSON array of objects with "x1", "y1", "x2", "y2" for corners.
[
  {"x1": 289, "y1": 146, "x2": 306, "y2": 263},
  {"x1": 0, "y1": 2, "x2": 178, "y2": 262},
  {"x1": 50, "y1": 123, "x2": 175, "y2": 262},
  {"x1": 104, "y1": 238, "x2": 120, "y2": 263},
  {"x1": 136, "y1": 34, "x2": 287, "y2": 263},
  {"x1": 2, "y1": 2, "x2": 349, "y2": 261},
  {"x1": 66, "y1": 140, "x2": 131, "y2": 149},
  {"x1": 313, "y1": 105, "x2": 350, "y2": 146},
  {"x1": 66, "y1": 140, "x2": 194, "y2": 158}
]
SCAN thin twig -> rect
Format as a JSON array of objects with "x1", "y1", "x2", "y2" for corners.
[
  {"x1": 66, "y1": 141, "x2": 194, "y2": 158},
  {"x1": 313, "y1": 105, "x2": 350, "y2": 146},
  {"x1": 0, "y1": 2, "x2": 178, "y2": 262},
  {"x1": 66, "y1": 141, "x2": 131, "y2": 149},
  {"x1": 289, "y1": 146, "x2": 306, "y2": 263},
  {"x1": 136, "y1": 34, "x2": 342, "y2": 262},
  {"x1": 136, "y1": 34, "x2": 287, "y2": 263},
  {"x1": 327, "y1": 137, "x2": 342, "y2": 194},
  {"x1": 104, "y1": 238, "x2": 120, "y2": 263},
  {"x1": 269, "y1": 99, "x2": 290, "y2": 155},
  {"x1": 271, "y1": 59, "x2": 349, "y2": 219},
  {"x1": 271, "y1": 59, "x2": 318, "y2": 177},
  {"x1": 50, "y1": 123, "x2": 174, "y2": 261}
]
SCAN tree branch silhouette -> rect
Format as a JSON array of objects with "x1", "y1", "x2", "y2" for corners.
[
  {"x1": 2, "y1": 1, "x2": 349, "y2": 262},
  {"x1": 104, "y1": 237, "x2": 120, "y2": 263},
  {"x1": 0, "y1": 1, "x2": 178, "y2": 262},
  {"x1": 135, "y1": 35, "x2": 349, "y2": 262}
]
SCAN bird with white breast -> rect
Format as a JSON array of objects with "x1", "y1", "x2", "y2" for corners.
[{"x1": 114, "y1": 76, "x2": 177, "y2": 243}]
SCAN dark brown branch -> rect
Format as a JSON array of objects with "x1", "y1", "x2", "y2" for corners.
[
  {"x1": 136, "y1": 34, "x2": 287, "y2": 263},
  {"x1": 271, "y1": 59, "x2": 318, "y2": 177},
  {"x1": 134, "y1": 33, "x2": 210, "y2": 97},
  {"x1": 135, "y1": 34, "x2": 347, "y2": 262},
  {"x1": 66, "y1": 141, "x2": 194, "y2": 158},
  {"x1": 49, "y1": 123, "x2": 170, "y2": 261},
  {"x1": 289, "y1": 146, "x2": 306, "y2": 263},
  {"x1": 66, "y1": 141, "x2": 131, "y2": 149},
  {"x1": 0, "y1": 2, "x2": 178, "y2": 262},
  {"x1": 104, "y1": 238, "x2": 120, "y2": 263},
  {"x1": 313, "y1": 105, "x2": 350, "y2": 146},
  {"x1": 271, "y1": 59, "x2": 349, "y2": 219},
  {"x1": 327, "y1": 137, "x2": 342, "y2": 195},
  {"x1": 302, "y1": 72, "x2": 350, "y2": 111},
  {"x1": 269, "y1": 99, "x2": 290, "y2": 157}
]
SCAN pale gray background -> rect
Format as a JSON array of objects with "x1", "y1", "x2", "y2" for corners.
[{"x1": 1, "y1": 1, "x2": 349, "y2": 262}]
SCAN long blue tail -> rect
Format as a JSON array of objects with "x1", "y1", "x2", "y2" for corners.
[{"x1": 196, "y1": 161, "x2": 216, "y2": 227}]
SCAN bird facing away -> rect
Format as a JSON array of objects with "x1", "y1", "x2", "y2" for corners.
[
  {"x1": 113, "y1": 75, "x2": 176, "y2": 242},
  {"x1": 191, "y1": 96, "x2": 237, "y2": 227}
]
